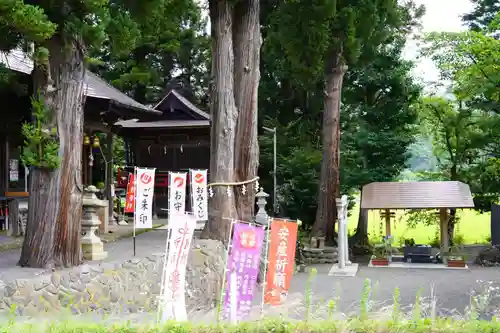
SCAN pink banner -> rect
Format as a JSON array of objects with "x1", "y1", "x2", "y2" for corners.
[{"x1": 223, "y1": 223, "x2": 265, "y2": 321}]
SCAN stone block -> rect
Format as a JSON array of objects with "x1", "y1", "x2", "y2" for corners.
[
  {"x1": 317, "y1": 237, "x2": 325, "y2": 249},
  {"x1": 0, "y1": 238, "x2": 225, "y2": 317}
]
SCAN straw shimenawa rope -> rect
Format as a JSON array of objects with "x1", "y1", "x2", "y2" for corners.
[{"x1": 207, "y1": 176, "x2": 260, "y2": 187}]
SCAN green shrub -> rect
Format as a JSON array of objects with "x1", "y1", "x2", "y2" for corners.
[{"x1": 2, "y1": 318, "x2": 500, "y2": 333}]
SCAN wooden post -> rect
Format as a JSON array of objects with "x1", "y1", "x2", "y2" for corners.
[
  {"x1": 105, "y1": 133, "x2": 115, "y2": 226},
  {"x1": 385, "y1": 209, "x2": 391, "y2": 237},
  {"x1": 440, "y1": 208, "x2": 449, "y2": 265},
  {"x1": 7, "y1": 199, "x2": 19, "y2": 236}
]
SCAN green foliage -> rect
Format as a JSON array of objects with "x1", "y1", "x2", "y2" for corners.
[
  {"x1": 463, "y1": 0, "x2": 500, "y2": 31},
  {"x1": 21, "y1": 94, "x2": 60, "y2": 170},
  {"x1": 0, "y1": 0, "x2": 56, "y2": 49},
  {"x1": 259, "y1": 0, "x2": 423, "y2": 227},
  {"x1": 3, "y1": 317, "x2": 500, "y2": 333},
  {"x1": 89, "y1": 0, "x2": 210, "y2": 105},
  {"x1": 416, "y1": 5, "x2": 500, "y2": 214},
  {"x1": 341, "y1": 43, "x2": 422, "y2": 190},
  {"x1": 423, "y1": 14, "x2": 500, "y2": 111},
  {"x1": 416, "y1": 96, "x2": 492, "y2": 176},
  {"x1": 413, "y1": 95, "x2": 500, "y2": 211}
]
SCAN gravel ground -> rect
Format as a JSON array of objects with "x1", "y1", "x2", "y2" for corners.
[
  {"x1": 0, "y1": 230, "x2": 498, "y2": 324},
  {"x1": 5, "y1": 263, "x2": 499, "y2": 326}
]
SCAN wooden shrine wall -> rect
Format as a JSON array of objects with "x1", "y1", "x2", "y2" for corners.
[{"x1": 128, "y1": 127, "x2": 210, "y2": 216}]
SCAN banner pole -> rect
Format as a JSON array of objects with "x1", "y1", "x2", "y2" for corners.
[
  {"x1": 133, "y1": 167, "x2": 137, "y2": 256},
  {"x1": 158, "y1": 225, "x2": 173, "y2": 324},
  {"x1": 217, "y1": 219, "x2": 236, "y2": 323},
  {"x1": 260, "y1": 217, "x2": 271, "y2": 319}
]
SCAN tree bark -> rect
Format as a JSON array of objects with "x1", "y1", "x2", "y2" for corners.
[
  {"x1": 202, "y1": 0, "x2": 261, "y2": 242},
  {"x1": 202, "y1": 0, "x2": 239, "y2": 242},
  {"x1": 351, "y1": 188, "x2": 369, "y2": 245},
  {"x1": 233, "y1": 0, "x2": 260, "y2": 222},
  {"x1": 19, "y1": 36, "x2": 85, "y2": 268},
  {"x1": 312, "y1": 52, "x2": 347, "y2": 243},
  {"x1": 448, "y1": 207, "x2": 456, "y2": 246}
]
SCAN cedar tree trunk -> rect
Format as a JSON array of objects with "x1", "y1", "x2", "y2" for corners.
[
  {"x1": 312, "y1": 53, "x2": 347, "y2": 243},
  {"x1": 448, "y1": 208, "x2": 456, "y2": 246},
  {"x1": 19, "y1": 36, "x2": 85, "y2": 268},
  {"x1": 233, "y1": 0, "x2": 260, "y2": 222},
  {"x1": 351, "y1": 188, "x2": 369, "y2": 245},
  {"x1": 202, "y1": 0, "x2": 260, "y2": 242}
]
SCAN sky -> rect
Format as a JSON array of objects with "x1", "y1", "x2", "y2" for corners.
[{"x1": 402, "y1": 0, "x2": 474, "y2": 84}]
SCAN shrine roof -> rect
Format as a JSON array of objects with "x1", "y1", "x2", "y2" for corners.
[
  {"x1": 154, "y1": 89, "x2": 210, "y2": 120},
  {"x1": 115, "y1": 119, "x2": 209, "y2": 128},
  {"x1": 0, "y1": 49, "x2": 159, "y2": 115},
  {"x1": 361, "y1": 181, "x2": 474, "y2": 209}
]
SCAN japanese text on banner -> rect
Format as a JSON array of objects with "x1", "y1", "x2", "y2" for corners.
[
  {"x1": 264, "y1": 219, "x2": 298, "y2": 305},
  {"x1": 223, "y1": 223, "x2": 265, "y2": 321},
  {"x1": 124, "y1": 173, "x2": 135, "y2": 213},
  {"x1": 134, "y1": 168, "x2": 156, "y2": 229},
  {"x1": 168, "y1": 172, "x2": 187, "y2": 219},
  {"x1": 161, "y1": 215, "x2": 196, "y2": 322},
  {"x1": 189, "y1": 169, "x2": 208, "y2": 221}
]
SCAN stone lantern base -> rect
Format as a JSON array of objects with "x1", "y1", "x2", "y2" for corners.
[
  {"x1": 82, "y1": 241, "x2": 108, "y2": 261},
  {"x1": 82, "y1": 186, "x2": 108, "y2": 261}
]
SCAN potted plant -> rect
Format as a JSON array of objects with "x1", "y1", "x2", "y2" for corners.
[{"x1": 371, "y1": 243, "x2": 389, "y2": 266}]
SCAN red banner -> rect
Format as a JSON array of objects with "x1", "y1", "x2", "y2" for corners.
[
  {"x1": 124, "y1": 174, "x2": 136, "y2": 213},
  {"x1": 264, "y1": 219, "x2": 298, "y2": 305}
]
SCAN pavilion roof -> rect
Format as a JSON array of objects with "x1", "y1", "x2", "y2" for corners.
[{"x1": 360, "y1": 181, "x2": 475, "y2": 209}]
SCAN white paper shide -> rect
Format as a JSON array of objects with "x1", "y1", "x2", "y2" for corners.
[
  {"x1": 189, "y1": 169, "x2": 208, "y2": 221},
  {"x1": 160, "y1": 215, "x2": 196, "y2": 322},
  {"x1": 134, "y1": 167, "x2": 156, "y2": 229},
  {"x1": 168, "y1": 172, "x2": 187, "y2": 218}
]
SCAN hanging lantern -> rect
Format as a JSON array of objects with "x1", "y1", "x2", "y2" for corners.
[
  {"x1": 92, "y1": 136, "x2": 100, "y2": 148},
  {"x1": 83, "y1": 135, "x2": 90, "y2": 146}
]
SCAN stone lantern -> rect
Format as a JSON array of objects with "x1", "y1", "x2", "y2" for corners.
[
  {"x1": 81, "y1": 186, "x2": 108, "y2": 261},
  {"x1": 255, "y1": 187, "x2": 270, "y2": 227}
]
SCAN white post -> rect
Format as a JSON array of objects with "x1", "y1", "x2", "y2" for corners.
[
  {"x1": 229, "y1": 271, "x2": 238, "y2": 324},
  {"x1": 335, "y1": 197, "x2": 345, "y2": 269},
  {"x1": 341, "y1": 195, "x2": 351, "y2": 265}
]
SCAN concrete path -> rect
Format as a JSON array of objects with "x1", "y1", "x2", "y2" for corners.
[
  {"x1": 0, "y1": 229, "x2": 171, "y2": 280},
  {"x1": 282, "y1": 264, "x2": 500, "y2": 319}
]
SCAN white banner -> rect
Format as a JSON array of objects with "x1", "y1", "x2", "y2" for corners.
[
  {"x1": 168, "y1": 172, "x2": 187, "y2": 219},
  {"x1": 160, "y1": 215, "x2": 197, "y2": 322},
  {"x1": 189, "y1": 169, "x2": 208, "y2": 221},
  {"x1": 134, "y1": 167, "x2": 156, "y2": 229}
]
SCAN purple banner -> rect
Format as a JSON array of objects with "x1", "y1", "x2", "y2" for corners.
[{"x1": 223, "y1": 223, "x2": 265, "y2": 321}]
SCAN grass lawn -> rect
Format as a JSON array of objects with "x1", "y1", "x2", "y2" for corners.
[{"x1": 346, "y1": 201, "x2": 491, "y2": 245}]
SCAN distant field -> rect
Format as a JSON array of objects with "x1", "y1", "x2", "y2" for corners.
[{"x1": 346, "y1": 201, "x2": 491, "y2": 245}]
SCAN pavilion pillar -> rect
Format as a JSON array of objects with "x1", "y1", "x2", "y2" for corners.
[
  {"x1": 440, "y1": 208, "x2": 449, "y2": 265},
  {"x1": 105, "y1": 132, "x2": 116, "y2": 226},
  {"x1": 384, "y1": 209, "x2": 391, "y2": 237}
]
